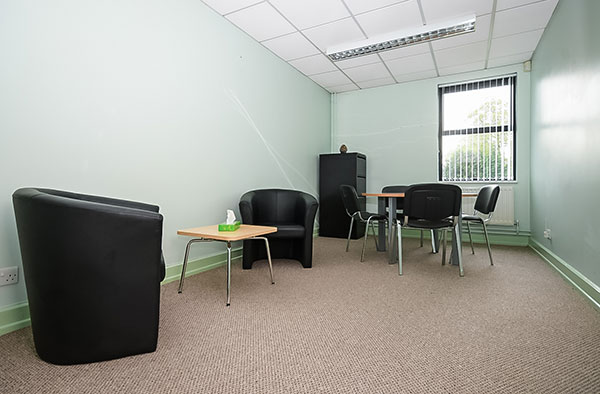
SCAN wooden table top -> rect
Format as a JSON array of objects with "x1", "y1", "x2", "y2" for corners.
[
  {"x1": 362, "y1": 192, "x2": 478, "y2": 198},
  {"x1": 177, "y1": 224, "x2": 277, "y2": 241}
]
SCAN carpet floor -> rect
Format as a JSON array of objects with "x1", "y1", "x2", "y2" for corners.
[{"x1": 1, "y1": 237, "x2": 599, "y2": 393}]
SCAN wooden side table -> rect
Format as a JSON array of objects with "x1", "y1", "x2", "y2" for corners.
[{"x1": 177, "y1": 224, "x2": 277, "y2": 306}]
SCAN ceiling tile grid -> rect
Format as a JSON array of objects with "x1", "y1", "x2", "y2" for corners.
[{"x1": 202, "y1": 0, "x2": 559, "y2": 93}]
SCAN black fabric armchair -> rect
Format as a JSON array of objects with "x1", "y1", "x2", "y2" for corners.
[
  {"x1": 239, "y1": 189, "x2": 318, "y2": 269},
  {"x1": 12, "y1": 188, "x2": 165, "y2": 365}
]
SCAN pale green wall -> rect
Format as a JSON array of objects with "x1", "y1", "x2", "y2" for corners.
[
  {"x1": 332, "y1": 65, "x2": 531, "y2": 231},
  {"x1": 530, "y1": 0, "x2": 600, "y2": 287},
  {"x1": 0, "y1": 0, "x2": 330, "y2": 309}
]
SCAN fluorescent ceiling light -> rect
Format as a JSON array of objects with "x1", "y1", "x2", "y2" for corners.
[{"x1": 326, "y1": 15, "x2": 476, "y2": 61}]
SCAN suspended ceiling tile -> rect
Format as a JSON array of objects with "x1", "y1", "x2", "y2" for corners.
[
  {"x1": 489, "y1": 29, "x2": 543, "y2": 59},
  {"x1": 336, "y1": 53, "x2": 381, "y2": 69},
  {"x1": 201, "y1": 0, "x2": 263, "y2": 15},
  {"x1": 394, "y1": 69, "x2": 437, "y2": 83},
  {"x1": 303, "y1": 17, "x2": 365, "y2": 52},
  {"x1": 328, "y1": 83, "x2": 359, "y2": 93},
  {"x1": 343, "y1": 61, "x2": 391, "y2": 82},
  {"x1": 269, "y1": 0, "x2": 349, "y2": 30},
  {"x1": 431, "y1": 14, "x2": 491, "y2": 51},
  {"x1": 487, "y1": 51, "x2": 532, "y2": 68},
  {"x1": 497, "y1": 0, "x2": 558, "y2": 12},
  {"x1": 226, "y1": 2, "x2": 296, "y2": 42},
  {"x1": 310, "y1": 70, "x2": 352, "y2": 87},
  {"x1": 385, "y1": 52, "x2": 435, "y2": 77},
  {"x1": 379, "y1": 44, "x2": 431, "y2": 61},
  {"x1": 438, "y1": 61, "x2": 485, "y2": 76},
  {"x1": 354, "y1": 1, "x2": 423, "y2": 38},
  {"x1": 343, "y1": 0, "x2": 407, "y2": 15},
  {"x1": 261, "y1": 32, "x2": 320, "y2": 61},
  {"x1": 420, "y1": 0, "x2": 493, "y2": 23},
  {"x1": 493, "y1": 1, "x2": 557, "y2": 38},
  {"x1": 357, "y1": 76, "x2": 397, "y2": 89},
  {"x1": 289, "y1": 54, "x2": 338, "y2": 75},
  {"x1": 434, "y1": 40, "x2": 487, "y2": 68}
]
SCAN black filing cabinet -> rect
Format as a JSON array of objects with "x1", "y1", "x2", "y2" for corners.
[{"x1": 319, "y1": 152, "x2": 367, "y2": 239}]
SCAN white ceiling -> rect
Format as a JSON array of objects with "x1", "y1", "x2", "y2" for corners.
[{"x1": 201, "y1": 0, "x2": 559, "y2": 93}]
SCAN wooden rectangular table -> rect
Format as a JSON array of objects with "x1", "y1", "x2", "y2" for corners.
[
  {"x1": 177, "y1": 224, "x2": 277, "y2": 306},
  {"x1": 362, "y1": 192, "x2": 477, "y2": 270}
]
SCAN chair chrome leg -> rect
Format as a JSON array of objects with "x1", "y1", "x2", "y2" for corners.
[
  {"x1": 346, "y1": 216, "x2": 354, "y2": 252},
  {"x1": 441, "y1": 229, "x2": 447, "y2": 266},
  {"x1": 397, "y1": 220, "x2": 403, "y2": 275},
  {"x1": 454, "y1": 224, "x2": 464, "y2": 277},
  {"x1": 420, "y1": 230, "x2": 423, "y2": 247},
  {"x1": 361, "y1": 217, "x2": 372, "y2": 262},
  {"x1": 467, "y1": 221, "x2": 474, "y2": 254},
  {"x1": 482, "y1": 221, "x2": 494, "y2": 266},
  {"x1": 371, "y1": 221, "x2": 379, "y2": 250}
]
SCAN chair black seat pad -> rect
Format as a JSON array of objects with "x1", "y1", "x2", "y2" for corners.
[
  {"x1": 406, "y1": 218, "x2": 453, "y2": 229},
  {"x1": 262, "y1": 223, "x2": 305, "y2": 239},
  {"x1": 359, "y1": 211, "x2": 387, "y2": 221},
  {"x1": 462, "y1": 214, "x2": 484, "y2": 222}
]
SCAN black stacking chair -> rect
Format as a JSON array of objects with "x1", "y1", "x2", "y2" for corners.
[
  {"x1": 397, "y1": 183, "x2": 463, "y2": 276},
  {"x1": 462, "y1": 185, "x2": 500, "y2": 265},
  {"x1": 339, "y1": 185, "x2": 387, "y2": 262},
  {"x1": 382, "y1": 185, "x2": 431, "y2": 248}
]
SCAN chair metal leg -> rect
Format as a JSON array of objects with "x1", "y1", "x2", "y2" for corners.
[
  {"x1": 482, "y1": 221, "x2": 494, "y2": 266},
  {"x1": 420, "y1": 230, "x2": 423, "y2": 247},
  {"x1": 397, "y1": 220, "x2": 403, "y2": 276},
  {"x1": 346, "y1": 216, "x2": 354, "y2": 252},
  {"x1": 442, "y1": 229, "x2": 447, "y2": 266},
  {"x1": 467, "y1": 221, "x2": 475, "y2": 254},
  {"x1": 454, "y1": 224, "x2": 464, "y2": 277},
  {"x1": 361, "y1": 217, "x2": 372, "y2": 262},
  {"x1": 371, "y1": 221, "x2": 379, "y2": 250}
]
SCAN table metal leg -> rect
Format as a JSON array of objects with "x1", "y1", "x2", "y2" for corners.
[
  {"x1": 388, "y1": 196, "x2": 397, "y2": 264},
  {"x1": 377, "y1": 197, "x2": 386, "y2": 251},
  {"x1": 226, "y1": 241, "x2": 232, "y2": 306},
  {"x1": 178, "y1": 238, "x2": 211, "y2": 294},
  {"x1": 250, "y1": 236, "x2": 275, "y2": 284}
]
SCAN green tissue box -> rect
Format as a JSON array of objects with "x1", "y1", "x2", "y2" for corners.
[{"x1": 218, "y1": 221, "x2": 241, "y2": 232}]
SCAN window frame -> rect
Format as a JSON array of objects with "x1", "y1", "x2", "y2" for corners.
[{"x1": 437, "y1": 74, "x2": 517, "y2": 183}]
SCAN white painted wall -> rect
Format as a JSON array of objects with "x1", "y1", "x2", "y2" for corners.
[{"x1": 0, "y1": 0, "x2": 330, "y2": 309}]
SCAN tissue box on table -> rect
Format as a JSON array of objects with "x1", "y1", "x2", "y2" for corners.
[{"x1": 218, "y1": 221, "x2": 241, "y2": 231}]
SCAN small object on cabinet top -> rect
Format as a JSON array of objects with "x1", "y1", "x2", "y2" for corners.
[{"x1": 339, "y1": 144, "x2": 348, "y2": 153}]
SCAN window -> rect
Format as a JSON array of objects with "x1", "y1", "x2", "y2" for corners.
[{"x1": 438, "y1": 75, "x2": 516, "y2": 182}]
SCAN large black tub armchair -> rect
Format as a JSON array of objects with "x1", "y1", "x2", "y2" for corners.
[
  {"x1": 12, "y1": 188, "x2": 165, "y2": 365},
  {"x1": 239, "y1": 189, "x2": 318, "y2": 269}
]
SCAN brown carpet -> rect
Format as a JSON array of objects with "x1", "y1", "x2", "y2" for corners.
[{"x1": 1, "y1": 237, "x2": 600, "y2": 393}]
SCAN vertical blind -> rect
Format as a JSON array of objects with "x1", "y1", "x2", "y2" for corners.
[{"x1": 438, "y1": 75, "x2": 516, "y2": 182}]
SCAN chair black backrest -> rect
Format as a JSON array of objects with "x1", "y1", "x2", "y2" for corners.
[
  {"x1": 239, "y1": 189, "x2": 317, "y2": 225},
  {"x1": 474, "y1": 185, "x2": 500, "y2": 215},
  {"x1": 404, "y1": 183, "x2": 462, "y2": 220},
  {"x1": 382, "y1": 185, "x2": 408, "y2": 210},
  {"x1": 339, "y1": 184, "x2": 361, "y2": 215}
]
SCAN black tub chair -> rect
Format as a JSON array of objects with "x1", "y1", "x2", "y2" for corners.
[
  {"x1": 239, "y1": 189, "x2": 318, "y2": 269},
  {"x1": 12, "y1": 188, "x2": 165, "y2": 365}
]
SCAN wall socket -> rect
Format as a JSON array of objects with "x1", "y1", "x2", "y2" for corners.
[
  {"x1": 0, "y1": 266, "x2": 19, "y2": 286},
  {"x1": 543, "y1": 229, "x2": 552, "y2": 240}
]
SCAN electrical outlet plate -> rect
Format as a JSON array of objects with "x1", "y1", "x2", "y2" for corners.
[{"x1": 0, "y1": 266, "x2": 18, "y2": 286}]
